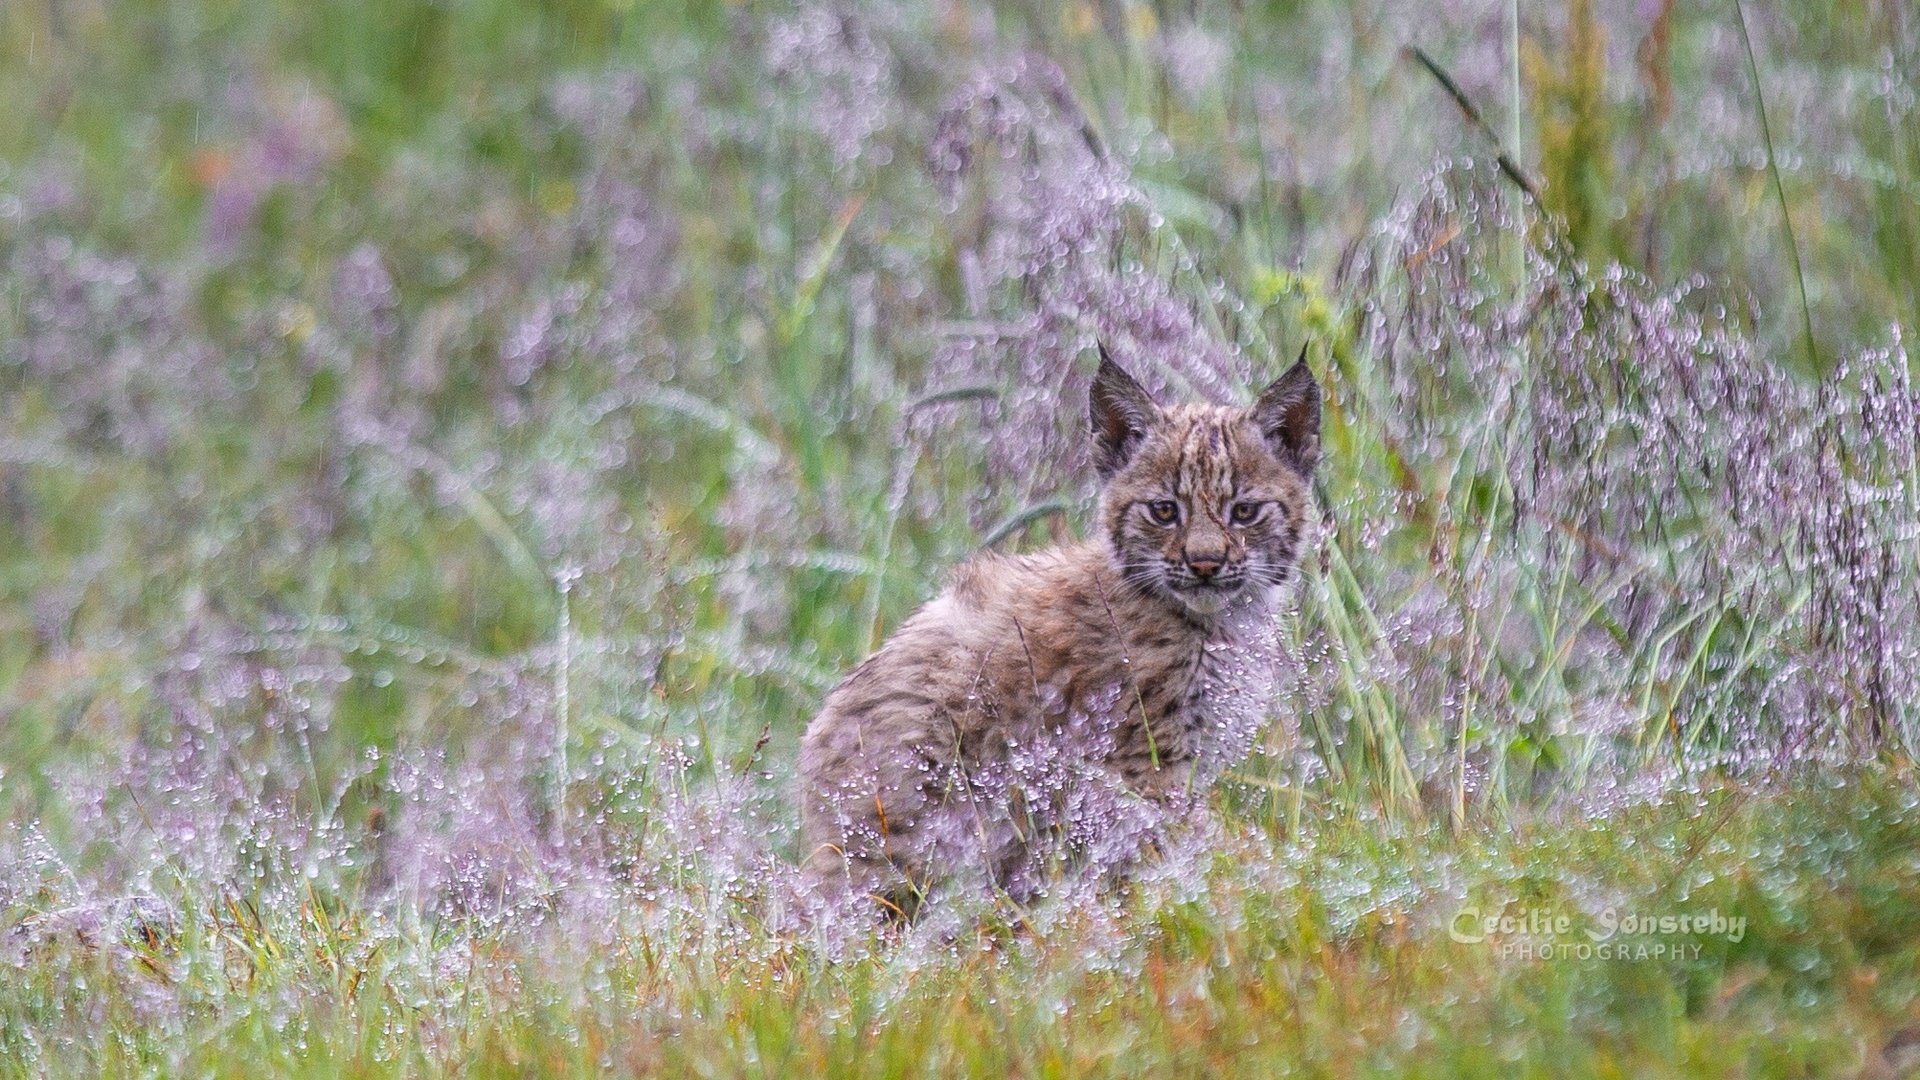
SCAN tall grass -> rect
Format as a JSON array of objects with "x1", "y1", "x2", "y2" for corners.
[{"x1": 2, "y1": 0, "x2": 1918, "y2": 1074}]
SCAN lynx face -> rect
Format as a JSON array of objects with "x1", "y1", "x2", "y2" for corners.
[{"x1": 1090, "y1": 349, "x2": 1321, "y2": 618}]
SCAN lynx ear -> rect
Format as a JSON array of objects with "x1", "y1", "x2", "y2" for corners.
[
  {"x1": 1252, "y1": 346, "x2": 1321, "y2": 475},
  {"x1": 1089, "y1": 344, "x2": 1161, "y2": 479}
]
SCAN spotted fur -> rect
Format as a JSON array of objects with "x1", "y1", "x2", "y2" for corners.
[{"x1": 798, "y1": 349, "x2": 1321, "y2": 915}]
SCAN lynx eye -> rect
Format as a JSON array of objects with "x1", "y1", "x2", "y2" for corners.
[
  {"x1": 1146, "y1": 500, "x2": 1181, "y2": 525},
  {"x1": 1230, "y1": 501, "x2": 1265, "y2": 525}
]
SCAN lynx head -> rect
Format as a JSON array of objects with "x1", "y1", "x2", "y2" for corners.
[{"x1": 1089, "y1": 345, "x2": 1321, "y2": 617}]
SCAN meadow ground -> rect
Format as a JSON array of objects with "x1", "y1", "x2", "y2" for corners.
[{"x1": 3, "y1": 1, "x2": 1919, "y2": 1075}]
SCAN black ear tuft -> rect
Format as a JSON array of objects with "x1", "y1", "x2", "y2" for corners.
[
  {"x1": 1252, "y1": 345, "x2": 1322, "y2": 475},
  {"x1": 1089, "y1": 344, "x2": 1161, "y2": 479}
]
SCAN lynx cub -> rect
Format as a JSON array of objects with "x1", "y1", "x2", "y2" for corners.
[{"x1": 799, "y1": 348, "x2": 1321, "y2": 915}]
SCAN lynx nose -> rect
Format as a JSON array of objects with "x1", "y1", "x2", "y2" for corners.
[{"x1": 1187, "y1": 557, "x2": 1223, "y2": 580}]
